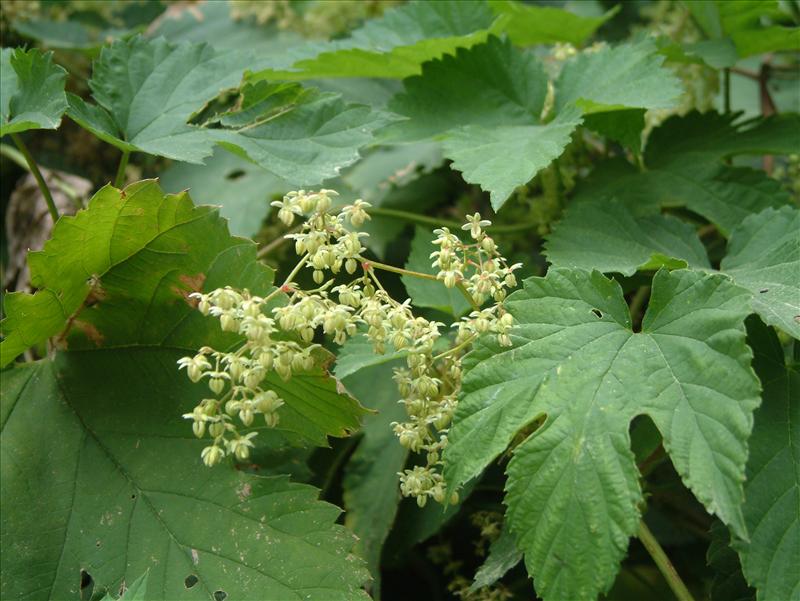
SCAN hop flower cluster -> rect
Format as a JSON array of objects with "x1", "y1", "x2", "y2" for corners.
[{"x1": 178, "y1": 189, "x2": 519, "y2": 509}]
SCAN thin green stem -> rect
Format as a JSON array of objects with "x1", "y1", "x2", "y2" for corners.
[
  {"x1": 433, "y1": 335, "x2": 476, "y2": 362},
  {"x1": 367, "y1": 207, "x2": 539, "y2": 234},
  {"x1": 264, "y1": 253, "x2": 309, "y2": 303},
  {"x1": 257, "y1": 225, "x2": 301, "y2": 259},
  {"x1": 11, "y1": 133, "x2": 59, "y2": 222},
  {"x1": 637, "y1": 520, "x2": 696, "y2": 601},
  {"x1": 455, "y1": 281, "x2": 481, "y2": 311},
  {"x1": 115, "y1": 150, "x2": 130, "y2": 188},
  {"x1": 361, "y1": 258, "x2": 439, "y2": 281},
  {"x1": 363, "y1": 258, "x2": 481, "y2": 311},
  {"x1": 723, "y1": 68, "x2": 731, "y2": 114}
]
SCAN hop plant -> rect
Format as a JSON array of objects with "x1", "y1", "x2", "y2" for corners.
[{"x1": 178, "y1": 188, "x2": 518, "y2": 507}]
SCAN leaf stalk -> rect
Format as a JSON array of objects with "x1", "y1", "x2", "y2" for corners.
[
  {"x1": 637, "y1": 520, "x2": 696, "y2": 601},
  {"x1": 11, "y1": 133, "x2": 59, "y2": 222}
]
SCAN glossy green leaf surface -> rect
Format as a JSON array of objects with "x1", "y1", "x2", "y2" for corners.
[{"x1": 0, "y1": 355, "x2": 369, "y2": 601}]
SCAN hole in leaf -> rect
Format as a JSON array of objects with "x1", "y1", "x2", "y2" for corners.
[
  {"x1": 591, "y1": 308, "x2": 602, "y2": 319},
  {"x1": 759, "y1": 288, "x2": 769, "y2": 293},
  {"x1": 131, "y1": 494, "x2": 136, "y2": 499},
  {"x1": 79, "y1": 569, "x2": 94, "y2": 600},
  {"x1": 185, "y1": 575, "x2": 198, "y2": 589},
  {"x1": 226, "y1": 169, "x2": 246, "y2": 180},
  {"x1": 213, "y1": 590, "x2": 228, "y2": 601},
  {"x1": 95, "y1": 540, "x2": 101, "y2": 548}
]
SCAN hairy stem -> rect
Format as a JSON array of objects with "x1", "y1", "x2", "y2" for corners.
[
  {"x1": 637, "y1": 520, "x2": 696, "y2": 601},
  {"x1": 11, "y1": 133, "x2": 59, "y2": 222},
  {"x1": 115, "y1": 150, "x2": 130, "y2": 188}
]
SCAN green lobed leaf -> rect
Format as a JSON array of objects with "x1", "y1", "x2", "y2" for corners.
[
  {"x1": 336, "y1": 337, "x2": 409, "y2": 599},
  {"x1": 470, "y1": 523, "x2": 523, "y2": 592},
  {"x1": 67, "y1": 36, "x2": 382, "y2": 185},
  {"x1": 149, "y1": 0, "x2": 304, "y2": 54},
  {"x1": 0, "y1": 47, "x2": 68, "y2": 136},
  {"x1": 0, "y1": 180, "x2": 366, "y2": 445},
  {"x1": 544, "y1": 199, "x2": 711, "y2": 276},
  {"x1": 722, "y1": 206, "x2": 800, "y2": 339},
  {"x1": 554, "y1": 39, "x2": 682, "y2": 114},
  {"x1": 382, "y1": 35, "x2": 548, "y2": 142},
  {"x1": 686, "y1": 0, "x2": 800, "y2": 58},
  {"x1": 574, "y1": 111, "x2": 798, "y2": 235},
  {"x1": 444, "y1": 107, "x2": 582, "y2": 211},
  {"x1": 247, "y1": 0, "x2": 504, "y2": 80},
  {"x1": 402, "y1": 227, "x2": 473, "y2": 317},
  {"x1": 444, "y1": 268, "x2": 760, "y2": 601},
  {"x1": 160, "y1": 147, "x2": 288, "y2": 238},
  {"x1": 0, "y1": 353, "x2": 370, "y2": 601},
  {"x1": 732, "y1": 318, "x2": 800, "y2": 600},
  {"x1": 488, "y1": 0, "x2": 616, "y2": 46}
]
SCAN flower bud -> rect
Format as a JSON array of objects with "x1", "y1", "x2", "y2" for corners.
[
  {"x1": 209, "y1": 421, "x2": 225, "y2": 438},
  {"x1": 345, "y1": 258, "x2": 357, "y2": 274},
  {"x1": 209, "y1": 377, "x2": 225, "y2": 395},
  {"x1": 313, "y1": 269, "x2": 324, "y2": 284},
  {"x1": 201, "y1": 445, "x2": 224, "y2": 467}
]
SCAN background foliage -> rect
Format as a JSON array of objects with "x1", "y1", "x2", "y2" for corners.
[{"x1": 1, "y1": 1, "x2": 798, "y2": 600}]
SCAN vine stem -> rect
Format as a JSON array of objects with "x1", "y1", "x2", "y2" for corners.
[
  {"x1": 263, "y1": 253, "x2": 310, "y2": 303},
  {"x1": 723, "y1": 68, "x2": 731, "y2": 114},
  {"x1": 362, "y1": 258, "x2": 480, "y2": 311},
  {"x1": 115, "y1": 150, "x2": 130, "y2": 188},
  {"x1": 11, "y1": 133, "x2": 59, "y2": 222},
  {"x1": 637, "y1": 520, "x2": 696, "y2": 601}
]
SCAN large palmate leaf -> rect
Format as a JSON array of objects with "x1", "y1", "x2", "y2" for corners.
[
  {"x1": 470, "y1": 524, "x2": 523, "y2": 591},
  {"x1": 160, "y1": 148, "x2": 288, "y2": 238},
  {"x1": 445, "y1": 108, "x2": 582, "y2": 211},
  {"x1": 149, "y1": 0, "x2": 304, "y2": 54},
  {"x1": 1, "y1": 353, "x2": 369, "y2": 601},
  {"x1": 544, "y1": 200, "x2": 710, "y2": 275},
  {"x1": 0, "y1": 180, "x2": 365, "y2": 443},
  {"x1": 575, "y1": 112, "x2": 798, "y2": 234},
  {"x1": 488, "y1": 0, "x2": 616, "y2": 46},
  {"x1": 733, "y1": 318, "x2": 800, "y2": 600},
  {"x1": 66, "y1": 36, "x2": 251, "y2": 160},
  {"x1": 382, "y1": 35, "x2": 571, "y2": 210},
  {"x1": 248, "y1": 0, "x2": 504, "y2": 81},
  {"x1": 555, "y1": 40, "x2": 682, "y2": 114},
  {"x1": 67, "y1": 36, "x2": 382, "y2": 184},
  {"x1": 0, "y1": 47, "x2": 68, "y2": 136},
  {"x1": 382, "y1": 35, "x2": 547, "y2": 142},
  {"x1": 444, "y1": 268, "x2": 760, "y2": 601},
  {"x1": 336, "y1": 336, "x2": 408, "y2": 599},
  {"x1": 686, "y1": 0, "x2": 800, "y2": 58},
  {"x1": 722, "y1": 206, "x2": 800, "y2": 338}
]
